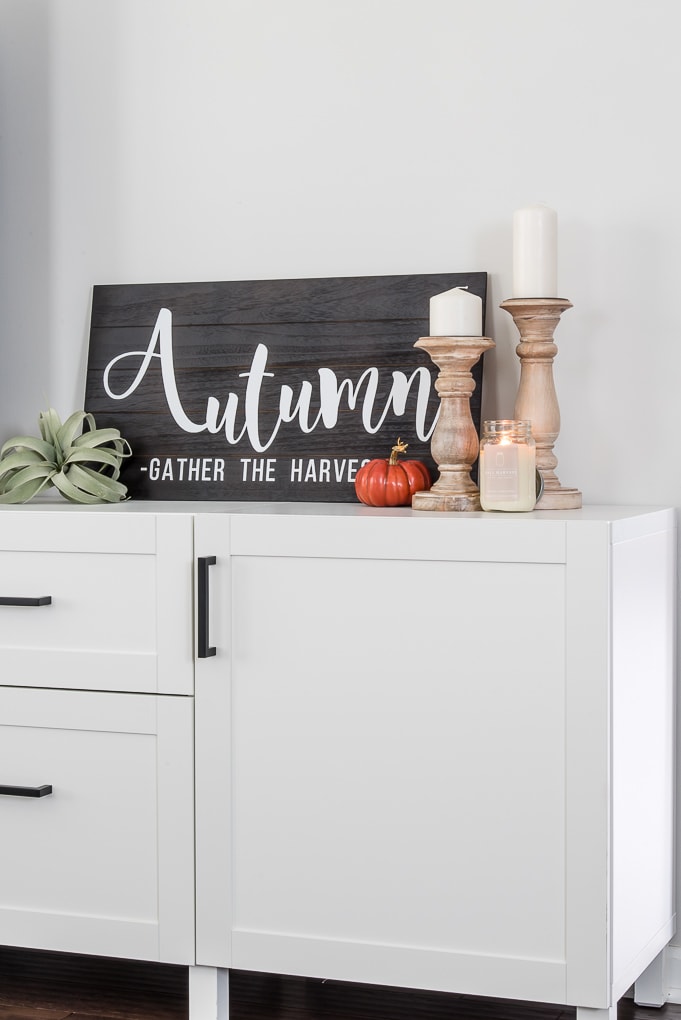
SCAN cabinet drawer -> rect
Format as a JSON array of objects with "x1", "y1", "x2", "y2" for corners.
[
  {"x1": 0, "y1": 685, "x2": 195, "y2": 963},
  {"x1": 0, "y1": 511, "x2": 194, "y2": 694}
]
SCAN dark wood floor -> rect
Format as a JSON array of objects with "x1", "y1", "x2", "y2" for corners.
[{"x1": 0, "y1": 947, "x2": 678, "y2": 1020}]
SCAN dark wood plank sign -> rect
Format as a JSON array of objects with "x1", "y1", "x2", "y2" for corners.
[{"x1": 84, "y1": 273, "x2": 487, "y2": 501}]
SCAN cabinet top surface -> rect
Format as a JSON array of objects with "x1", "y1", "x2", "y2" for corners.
[
  {"x1": 0, "y1": 499, "x2": 672, "y2": 525},
  {"x1": 0, "y1": 501, "x2": 673, "y2": 564}
]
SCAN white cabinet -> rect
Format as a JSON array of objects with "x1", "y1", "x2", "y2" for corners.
[
  {"x1": 0, "y1": 502, "x2": 676, "y2": 1020},
  {"x1": 0, "y1": 506, "x2": 196, "y2": 964},
  {"x1": 194, "y1": 504, "x2": 676, "y2": 1020}
]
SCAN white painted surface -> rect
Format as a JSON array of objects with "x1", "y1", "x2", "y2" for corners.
[
  {"x1": 188, "y1": 966, "x2": 229, "y2": 1020},
  {"x1": 0, "y1": 503, "x2": 674, "y2": 1007},
  {"x1": 157, "y1": 693, "x2": 197, "y2": 964},
  {"x1": 635, "y1": 950, "x2": 667, "y2": 1008},
  {"x1": 576, "y1": 1008, "x2": 617, "y2": 1020},
  {"x1": 192, "y1": 505, "x2": 675, "y2": 1007},
  {"x1": 564, "y1": 521, "x2": 613, "y2": 1006},
  {"x1": 564, "y1": 514, "x2": 677, "y2": 1005},
  {"x1": 194, "y1": 512, "x2": 233, "y2": 967},
  {"x1": 155, "y1": 513, "x2": 196, "y2": 695},
  {"x1": 0, "y1": 508, "x2": 157, "y2": 553},
  {"x1": 660, "y1": 944, "x2": 681, "y2": 1003},
  {"x1": 230, "y1": 556, "x2": 566, "y2": 964},
  {"x1": 611, "y1": 527, "x2": 676, "y2": 992},
  {"x1": 0, "y1": 509, "x2": 194, "y2": 694},
  {"x1": 0, "y1": 685, "x2": 195, "y2": 961}
]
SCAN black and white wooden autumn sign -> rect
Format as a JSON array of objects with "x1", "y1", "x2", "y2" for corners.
[{"x1": 84, "y1": 273, "x2": 487, "y2": 501}]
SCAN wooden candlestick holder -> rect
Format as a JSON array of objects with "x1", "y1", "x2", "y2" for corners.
[
  {"x1": 411, "y1": 335, "x2": 495, "y2": 512},
  {"x1": 500, "y1": 297, "x2": 582, "y2": 510}
]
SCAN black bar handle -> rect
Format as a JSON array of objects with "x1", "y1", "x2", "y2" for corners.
[
  {"x1": 198, "y1": 556, "x2": 217, "y2": 658},
  {"x1": 0, "y1": 596, "x2": 52, "y2": 607},
  {"x1": 0, "y1": 784, "x2": 53, "y2": 798}
]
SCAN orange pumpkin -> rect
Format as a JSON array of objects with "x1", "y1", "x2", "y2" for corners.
[{"x1": 354, "y1": 439, "x2": 431, "y2": 507}]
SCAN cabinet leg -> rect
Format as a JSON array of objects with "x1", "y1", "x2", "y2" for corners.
[
  {"x1": 576, "y1": 1007, "x2": 617, "y2": 1020},
  {"x1": 634, "y1": 949, "x2": 667, "y2": 1007},
  {"x1": 188, "y1": 966, "x2": 229, "y2": 1020}
]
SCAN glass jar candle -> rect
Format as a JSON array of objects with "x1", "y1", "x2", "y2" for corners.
[{"x1": 479, "y1": 420, "x2": 537, "y2": 512}]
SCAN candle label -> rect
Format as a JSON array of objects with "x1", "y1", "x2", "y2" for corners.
[
  {"x1": 482, "y1": 446, "x2": 522, "y2": 499},
  {"x1": 84, "y1": 272, "x2": 488, "y2": 501}
]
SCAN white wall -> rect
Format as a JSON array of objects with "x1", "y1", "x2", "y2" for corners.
[
  {"x1": 2, "y1": 0, "x2": 680, "y2": 958},
  {"x1": 0, "y1": 1, "x2": 51, "y2": 429}
]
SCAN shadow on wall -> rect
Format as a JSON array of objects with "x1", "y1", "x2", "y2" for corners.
[{"x1": 0, "y1": 0, "x2": 52, "y2": 441}]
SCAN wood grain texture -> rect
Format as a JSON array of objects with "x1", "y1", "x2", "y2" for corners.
[
  {"x1": 84, "y1": 273, "x2": 487, "y2": 501},
  {"x1": 500, "y1": 297, "x2": 581, "y2": 509}
]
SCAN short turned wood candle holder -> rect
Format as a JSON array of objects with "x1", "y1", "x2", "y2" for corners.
[
  {"x1": 500, "y1": 298, "x2": 582, "y2": 510},
  {"x1": 411, "y1": 335, "x2": 495, "y2": 512}
]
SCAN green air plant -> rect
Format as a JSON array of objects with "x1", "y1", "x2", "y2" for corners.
[{"x1": 0, "y1": 408, "x2": 132, "y2": 504}]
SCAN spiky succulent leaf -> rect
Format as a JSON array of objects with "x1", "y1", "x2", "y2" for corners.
[
  {"x1": 0, "y1": 434, "x2": 57, "y2": 462},
  {"x1": 57, "y1": 410, "x2": 93, "y2": 450},
  {"x1": 73, "y1": 427, "x2": 128, "y2": 448},
  {"x1": 62, "y1": 446, "x2": 126, "y2": 471},
  {"x1": 0, "y1": 477, "x2": 52, "y2": 504},
  {"x1": 0, "y1": 449, "x2": 48, "y2": 480},
  {"x1": 38, "y1": 408, "x2": 65, "y2": 464},
  {"x1": 51, "y1": 470, "x2": 108, "y2": 504},
  {"x1": 65, "y1": 463, "x2": 128, "y2": 501},
  {"x1": 2, "y1": 463, "x2": 55, "y2": 488}
]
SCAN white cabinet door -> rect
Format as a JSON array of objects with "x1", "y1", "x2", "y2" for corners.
[
  {"x1": 0, "y1": 685, "x2": 195, "y2": 963},
  {"x1": 0, "y1": 511, "x2": 193, "y2": 694},
  {"x1": 230, "y1": 556, "x2": 567, "y2": 1000},
  {"x1": 195, "y1": 511, "x2": 570, "y2": 1002}
]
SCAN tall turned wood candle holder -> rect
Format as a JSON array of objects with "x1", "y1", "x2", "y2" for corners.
[
  {"x1": 411, "y1": 335, "x2": 495, "y2": 512},
  {"x1": 500, "y1": 297, "x2": 582, "y2": 510}
]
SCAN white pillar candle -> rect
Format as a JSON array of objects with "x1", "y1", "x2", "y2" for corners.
[
  {"x1": 512, "y1": 204, "x2": 558, "y2": 298},
  {"x1": 429, "y1": 286, "x2": 482, "y2": 336}
]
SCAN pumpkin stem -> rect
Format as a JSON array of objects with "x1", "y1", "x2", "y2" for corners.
[{"x1": 389, "y1": 438, "x2": 409, "y2": 465}]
